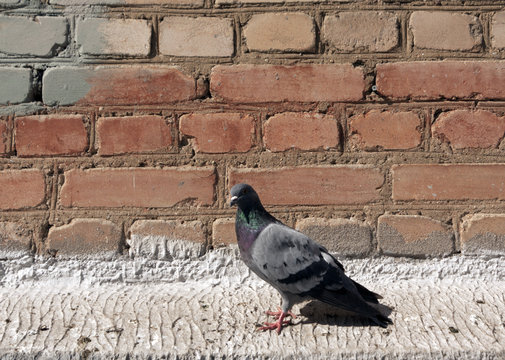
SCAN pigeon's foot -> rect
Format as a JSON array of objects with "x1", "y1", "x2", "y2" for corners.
[{"x1": 258, "y1": 309, "x2": 295, "y2": 334}]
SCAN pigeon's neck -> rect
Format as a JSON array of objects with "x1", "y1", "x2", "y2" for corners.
[{"x1": 235, "y1": 207, "x2": 274, "y2": 252}]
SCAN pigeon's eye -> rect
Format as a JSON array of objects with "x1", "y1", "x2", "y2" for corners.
[{"x1": 241, "y1": 188, "x2": 248, "y2": 195}]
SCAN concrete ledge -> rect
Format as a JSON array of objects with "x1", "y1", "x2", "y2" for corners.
[{"x1": 0, "y1": 251, "x2": 504, "y2": 359}]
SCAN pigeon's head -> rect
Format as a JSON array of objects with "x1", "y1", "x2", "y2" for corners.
[{"x1": 229, "y1": 183, "x2": 262, "y2": 209}]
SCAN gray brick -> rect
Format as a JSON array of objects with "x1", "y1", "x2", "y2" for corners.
[
  {"x1": 42, "y1": 67, "x2": 93, "y2": 106},
  {"x1": 296, "y1": 217, "x2": 372, "y2": 256},
  {"x1": 0, "y1": 68, "x2": 32, "y2": 105},
  {"x1": 0, "y1": 16, "x2": 67, "y2": 57}
]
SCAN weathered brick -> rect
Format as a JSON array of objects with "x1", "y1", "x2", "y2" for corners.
[
  {"x1": 42, "y1": 66, "x2": 197, "y2": 106},
  {"x1": 410, "y1": 12, "x2": 481, "y2": 51},
  {"x1": 392, "y1": 164, "x2": 505, "y2": 201},
  {"x1": 432, "y1": 110, "x2": 505, "y2": 149},
  {"x1": 159, "y1": 17, "x2": 233, "y2": 57},
  {"x1": 348, "y1": 110, "x2": 422, "y2": 150},
  {"x1": 376, "y1": 61, "x2": 505, "y2": 100},
  {"x1": 128, "y1": 220, "x2": 206, "y2": 259},
  {"x1": 179, "y1": 113, "x2": 254, "y2": 153},
  {"x1": 212, "y1": 218, "x2": 236, "y2": 247},
  {"x1": 76, "y1": 18, "x2": 151, "y2": 57},
  {"x1": 60, "y1": 167, "x2": 215, "y2": 208},
  {"x1": 0, "y1": 122, "x2": 7, "y2": 154},
  {"x1": 460, "y1": 214, "x2": 505, "y2": 255},
  {"x1": 229, "y1": 166, "x2": 383, "y2": 205},
  {"x1": 378, "y1": 215, "x2": 454, "y2": 256},
  {"x1": 47, "y1": 219, "x2": 122, "y2": 257},
  {"x1": 243, "y1": 13, "x2": 315, "y2": 53},
  {"x1": 0, "y1": 0, "x2": 24, "y2": 6},
  {"x1": 15, "y1": 114, "x2": 88, "y2": 157},
  {"x1": 0, "y1": 170, "x2": 45, "y2": 210},
  {"x1": 323, "y1": 12, "x2": 399, "y2": 52},
  {"x1": 491, "y1": 12, "x2": 505, "y2": 49},
  {"x1": 0, "y1": 16, "x2": 67, "y2": 57},
  {"x1": 263, "y1": 112, "x2": 339, "y2": 152},
  {"x1": 210, "y1": 64, "x2": 364, "y2": 103},
  {"x1": 296, "y1": 218, "x2": 372, "y2": 256},
  {"x1": 51, "y1": 0, "x2": 203, "y2": 5},
  {"x1": 216, "y1": 0, "x2": 318, "y2": 5},
  {"x1": 97, "y1": 115, "x2": 172, "y2": 155},
  {"x1": 0, "y1": 222, "x2": 32, "y2": 257},
  {"x1": 0, "y1": 67, "x2": 32, "y2": 105}
]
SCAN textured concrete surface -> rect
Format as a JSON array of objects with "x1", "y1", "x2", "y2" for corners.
[{"x1": 0, "y1": 249, "x2": 504, "y2": 359}]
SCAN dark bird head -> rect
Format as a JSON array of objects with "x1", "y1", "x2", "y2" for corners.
[{"x1": 229, "y1": 183, "x2": 263, "y2": 211}]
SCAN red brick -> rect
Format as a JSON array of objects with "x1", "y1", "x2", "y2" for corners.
[
  {"x1": 410, "y1": 12, "x2": 482, "y2": 51},
  {"x1": 212, "y1": 218, "x2": 236, "y2": 246},
  {"x1": 378, "y1": 215, "x2": 454, "y2": 256},
  {"x1": 392, "y1": 164, "x2": 505, "y2": 201},
  {"x1": 47, "y1": 219, "x2": 122, "y2": 256},
  {"x1": 129, "y1": 220, "x2": 206, "y2": 259},
  {"x1": 460, "y1": 214, "x2": 505, "y2": 255},
  {"x1": 0, "y1": 169, "x2": 45, "y2": 210},
  {"x1": 296, "y1": 217, "x2": 372, "y2": 256},
  {"x1": 0, "y1": 222, "x2": 32, "y2": 256},
  {"x1": 349, "y1": 110, "x2": 422, "y2": 150},
  {"x1": 210, "y1": 64, "x2": 364, "y2": 103},
  {"x1": 0, "y1": 122, "x2": 7, "y2": 154},
  {"x1": 323, "y1": 12, "x2": 399, "y2": 52},
  {"x1": 229, "y1": 166, "x2": 383, "y2": 205},
  {"x1": 264, "y1": 112, "x2": 339, "y2": 152},
  {"x1": 60, "y1": 167, "x2": 215, "y2": 208},
  {"x1": 97, "y1": 115, "x2": 172, "y2": 155},
  {"x1": 43, "y1": 66, "x2": 198, "y2": 106},
  {"x1": 432, "y1": 110, "x2": 505, "y2": 149},
  {"x1": 15, "y1": 115, "x2": 88, "y2": 157},
  {"x1": 179, "y1": 113, "x2": 254, "y2": 153},
  {"x1": 376, "y1": 61, "x2": 505, "y2": 100}
]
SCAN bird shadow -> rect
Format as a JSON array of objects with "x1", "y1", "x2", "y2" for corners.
[{"x1": 296, "y1": 300, "x2": 394, "y2": 328}]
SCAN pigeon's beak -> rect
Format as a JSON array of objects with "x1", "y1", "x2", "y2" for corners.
[{"x1": 230, "y1": 195, "x2": 238, "y2": 206}]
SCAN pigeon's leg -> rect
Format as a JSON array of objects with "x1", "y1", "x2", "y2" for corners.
[
  {"x1": 258, "y1": 311, "x2": 290, "y2": 334},
  {"x1": 266, "y1": 308, "x2": 297, "y2": 319}
]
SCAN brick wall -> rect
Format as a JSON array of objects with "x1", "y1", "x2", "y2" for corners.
[{"x1": 1, "y1": 0, "x2": 505, "y2": 259}]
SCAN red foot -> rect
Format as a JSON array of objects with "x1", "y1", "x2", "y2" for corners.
[{"x1": 257, "y1": 308, "x2": 296, "y2": 334}]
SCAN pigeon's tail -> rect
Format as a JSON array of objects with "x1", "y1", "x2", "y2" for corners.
[
  {"x1": 369, "y1": 313, "x2": 393, "y2": 328},
  {"x1": 351, "y1": 279, "x2": 382, "y2": 303}
]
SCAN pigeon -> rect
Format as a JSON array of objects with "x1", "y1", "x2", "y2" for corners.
[{"x1": 230, "y1": 183, "x2": 392, "y2": 334}]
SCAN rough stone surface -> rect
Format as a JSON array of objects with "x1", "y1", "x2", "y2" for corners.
[
  {"x1": 229, "y1": 166, "x2": 384, "y2": 205},
  {"x1": 42, "y1": 66, "x2": 197, "y2": 106},
  {"x1": 60, "y1": 167, "x2": 215, "y2": 208},
  {"x1": 263, "y1": 112, "x2": 339, "y2": 152},
  {"x1": 460, "y1": 214, "x2": 505, "y2": 255},
  {"x1": 0, "y1": 68, "x2": 32, "y2": 105},
  {"x1": 243, "y1": 13, "x2": 315, "y2": 52},
  {"x1": 0, "y1": 254, "x2": 504, "y2": 359},
  {"x1": 0, "y1": 16, "x2": 68, "y2": 57},
  {"x1": 378, "y1": 215, "x2": 454, "y2": 257},
  {"x1": 15, "y1": 114, "x2": 88, "y2": 157},
  {"x1": 76, "y1": 18, "x2": 151, "y2": 57},
  {"x1": 46, "y1": 219, "x2": 122, "y2": 257},
  {"x1": 128, "y1": 220, "x2": 206, "y2": 259},
  {"x1": 392, "y1": 164, "x2": 505, "y2": 201},
  {"x1": 0, "y1": 222, "x2": 32, "y2": 257},
  {"x1": 432, "y1": 110, "x2": 505, "y2": 150},
  {"x1": 348, "y1": 110, "x2": 422, "y2": 150},
  {"x1": 96, "y1": 115, "x2": 172, "y2": 155},
  {"x1": 323, "y1": 12, "x2": 399, "y2": 52},
  {"x1": 179, "y1": 113, "x2": 255, "y2": 153},
  {"x1": 491, "y1": 12, "x2": 505, "y2": 49},
  {"x1": 0, "y1": 169, "x2": 45, "y2": 210},
  {"x1": 376, "y1": 61, "x2": 505, "y2": 100},
  {"x1": 212, "y1": 218, "x2": 236, "y2": 247},
  {"x1": 159, "y1": 17, "x2": 234, "y2": 57},
  {"x1": 410, "y1": 12, "x2": 482, "y2": 51},
  {"x1": 296, "y1": 217, "x2": 372, "y2": 256},
  {"x1": 210, "y1": 64, "x2": 365, "y2": 103}
]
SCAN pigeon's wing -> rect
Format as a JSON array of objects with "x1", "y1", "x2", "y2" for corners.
[{"x1": 250, "y1": 223, "x2": 346, "y2": 295}]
